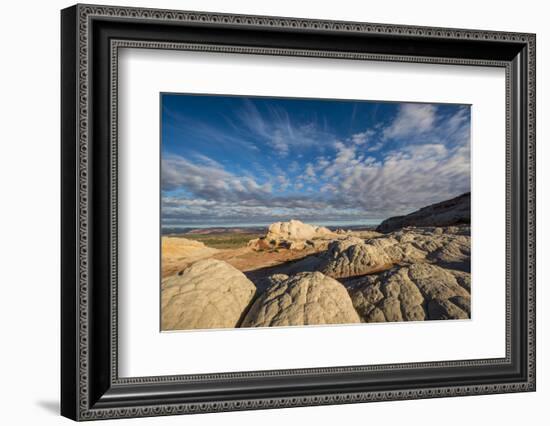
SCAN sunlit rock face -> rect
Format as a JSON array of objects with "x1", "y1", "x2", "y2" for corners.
[{"x1": 241, "y1": 271, "x2": 361, "y2": 327}]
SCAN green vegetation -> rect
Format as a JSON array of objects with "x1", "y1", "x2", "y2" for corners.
[{"x1": 181, "y1": 233, "x2": 262, "y2": 249}]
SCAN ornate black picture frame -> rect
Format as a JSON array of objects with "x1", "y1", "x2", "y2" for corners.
[{"x1": 61, "y1": 4, "x2": 536, "y2": 421}]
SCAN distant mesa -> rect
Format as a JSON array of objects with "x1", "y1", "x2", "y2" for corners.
[
  {"x1": 164, "y1": 226, "x2": 266, "y2": 236},
  {"x1": 185, "y1": 226, "x2": 266, "y2": 235},
  {"x1": 376, "y1": 192, "x2": 471, "y2": 233}
]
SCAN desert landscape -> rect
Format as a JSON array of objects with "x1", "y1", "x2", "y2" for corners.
[
  {"x1": 160, "y1": 95, "x2": 471, "y2": 331},
  {"x1": 161, "y1": 192, "x2": 471, "y2": 331}
]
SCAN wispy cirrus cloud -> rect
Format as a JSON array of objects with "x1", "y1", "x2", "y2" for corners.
[
  {"x1": 383, "y1": 103, "x2": 437, "y2": 139},
  {"x1": 162, "y1": 104, "x2": 260, "y2": 153},
  {"x1": 233, "y1": 99, "x2": 335, "y2": 157}
]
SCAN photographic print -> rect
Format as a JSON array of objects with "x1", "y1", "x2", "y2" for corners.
[{"x1": 160, "y1": 94, "x2": 471, "y2": 331}]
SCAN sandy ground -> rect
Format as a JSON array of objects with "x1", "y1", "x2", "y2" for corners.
[
  {"x1": 161, "y1": 236, "x2": 321, "y2": 278},
  {"x1": 161, "y1": 229, "x2": 383, "y2": 280},
  {"x1": 161, "y1": 237, "x2": 219, "y2": 278}
]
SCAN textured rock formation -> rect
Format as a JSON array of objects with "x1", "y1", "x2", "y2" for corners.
[
  {"x1": 267, "y1": 219, "x2": 334, "y2": 241},
  {"x1": 348, "y1": 263, "x2": 470, "y2": 323},
  {"x1": 161, "y1": 195, "x2": 472, "y2": 329},
  {"x1": 376, "y1": 192, "x2": 470, "y2": 233},
  {"x1": 248, "y1": 219, "x2": 336, "y2": 251},
  {"x1": 252, "y1": 273, "x2": 290, "y2": 294},
  {"x1": 427, "y1": 298, "x2": 469, "y2": 320},
  {"x1": 161, "y1": 237, "x2": 219, "y2": 278},
  {"x1": 161, "y1": 259, "x2": 257, "y2": 330},
  {"x1": 391, "y1": 226, "x2": 471, "y2": 271},
  {"x1": 318, "y1": 236, "x2": 394, "y2": 278},
  {"x1": 241, "y1": 272, "x2": 361, "y2": 327},
  {"x1": 248, "y1": 220, "x2": 383, "y2": 253},
  {"x1": 426, "y1": 231, "x2": 471, "y2": 272},
  {"x1": 316, "y1": 226, "x2": 470, "y2": 278}
]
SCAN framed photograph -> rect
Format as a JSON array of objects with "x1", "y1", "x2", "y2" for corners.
[{"x1": 61, "y1": 4, "x2": 536, "y2": 421}]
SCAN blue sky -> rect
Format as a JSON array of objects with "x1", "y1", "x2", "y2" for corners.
[{"x1": 161, "y1": 94, "x2": 470, "y2": 228}]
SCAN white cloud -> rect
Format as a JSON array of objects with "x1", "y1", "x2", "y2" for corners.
[
  {"x1": 350, "y1": 129, "x2": 375, "y2": 145},
  {"x1": 322, "y1": 142, "x2": 359, "y2": 179},
  {"x1": 383, "y1": 104, "x2": 437, "y2": 139},
  {"x1": 276, "y1": 174, "x2": 290, "y2": 190},
  {"x1": 270, "y1": 130, "x2": 290, "y2": 156},
  {"x1": 287, "y1": 161, "x2": 300, "y2": 174},
  {"x1": 162, "y1": 155, "x2": 272, "y2": 202},
  {"x1": 304, "y1": 163, "x2": 316, "y2": 182},
  {"x1": 366, "y1": 142, "x2": 384, "y2": 152},
  {"x1": 315, "y1": 157, "x2": 330, "y2": 170},
  {"x1": 323, "y1": 140, "x2": 470, "y2": 217}
]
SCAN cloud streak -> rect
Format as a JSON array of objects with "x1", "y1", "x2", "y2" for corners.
[
  {"x1": 383, "y1": 103, "x2": 437, "y2": 139},
  {"x1": 233, "y1": 99, "x2": 336, "y2": 157}
]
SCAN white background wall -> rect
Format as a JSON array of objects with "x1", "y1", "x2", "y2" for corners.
[{"x1": 0, "y1": 0, "x2": 547, "y2": 424}]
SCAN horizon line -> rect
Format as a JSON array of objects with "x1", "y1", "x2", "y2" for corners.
[{"x1": 161, "y1": 219, "x2": 384, "y2": 230}]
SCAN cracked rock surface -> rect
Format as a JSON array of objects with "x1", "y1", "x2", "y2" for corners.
[
  {"x1": 242, "y1": 225, "x2": 471, "y2": 327},
  {"x1": 347, "y1": 263, "x2": 470, "y2": 322},
  {"x1": 241, "y1": 272, "x2": 361, "y2": 327},
  {"x1": 317, "y1": 226, "x2": 470, "y2": 279},
  {"x1": 318, "y1": 236, "x2": 394, "y2": 278},
  {"x1": 161, "y1": 259, "x2": 257, "y2": 331}
]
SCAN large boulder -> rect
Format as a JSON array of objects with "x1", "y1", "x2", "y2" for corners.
[
  {"x1": 241, "y1": 272, "x2": 361, "y2": 327},
  {"x1": 376, "y1": 192, "x2": 470, "y2": 233},
  {"x1": 266, "y1": 219, "x2": 334, "y2": 241},
  {"x1": 248, "y1": 219, "x2": 336, "y2": 251},
  {"x1": 252, "y1": 273, "x2": 290, "y2": 294},
  {"x1": 347, "y1": 263, "x2": 470, "y2": 323},
  {"x1": 161, "y1": 259, "x2": 257, "y2": 331},
  {"x1": 318, "y1": 237, "x2": 394, "y2": 278}
]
